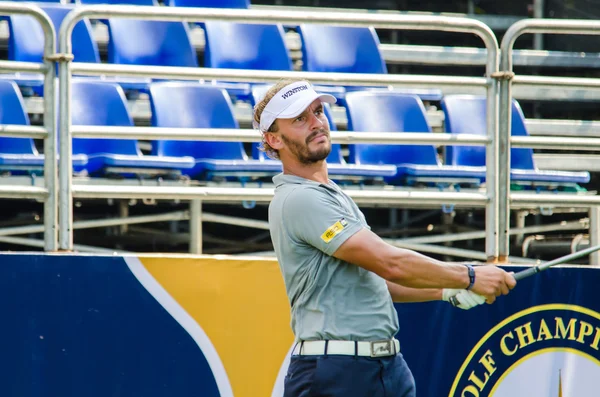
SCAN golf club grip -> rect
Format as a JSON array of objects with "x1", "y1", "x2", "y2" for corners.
[{"x1": 513, "y1": 266, "x2": 540, "y2": 281}]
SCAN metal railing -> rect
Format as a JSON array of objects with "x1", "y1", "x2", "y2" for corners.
[
  {"x1": 499, "y1": 19, "x2": 600, "y2": 264},
  {"x1": 0, "y1": 5, "x2": 596, "y2": 261},
  {"x1": 57, "y1": 5, "x2": 502, "y2": 257},
  {"x1": 0, "y1": 3, "x2": 57, "y2": 251}
]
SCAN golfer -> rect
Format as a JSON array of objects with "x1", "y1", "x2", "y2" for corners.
[{"x1": 253, "y1": 79, "x2": 516, "y2": 396}]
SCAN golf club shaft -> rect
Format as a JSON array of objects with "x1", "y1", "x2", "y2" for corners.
[{"x1": 513, "y1": 243, "x2": 600, "y2": 281}]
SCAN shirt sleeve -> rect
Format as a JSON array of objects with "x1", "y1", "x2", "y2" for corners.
[{"x1": 283, "y1": 186, "x2": 364, "y2": 256}]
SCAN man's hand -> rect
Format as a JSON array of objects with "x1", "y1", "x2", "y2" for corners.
[
  {"x1": 442, "y1": 289, "x2": 485, "y2": 310},
  {"x1": 469, "y1": 265, "x2": 517, "y2": 303}
]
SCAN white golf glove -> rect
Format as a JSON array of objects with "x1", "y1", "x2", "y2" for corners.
[{"x1": 442, "y1": 289, "x2": 486, "y2": 310}]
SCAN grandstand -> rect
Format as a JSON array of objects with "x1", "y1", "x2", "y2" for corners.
[
  {"x1": 3, "y1": 2, "x2": 600, "y2": 397},
  {"x1": 0, "y1": 0, "x2": 598, "y2": 264}
]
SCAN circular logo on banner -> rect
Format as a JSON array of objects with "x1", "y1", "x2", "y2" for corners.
[{"x1": 449, "y1": 304, "x2": 600, "y2": 397}]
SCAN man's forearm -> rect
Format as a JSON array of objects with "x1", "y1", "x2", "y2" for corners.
[
  {"x1": 386, "y1": 248, "x2": 470, "y2": 290},
  {"x1": 386, "y1": 281, "x2": 443, "y2": 303}
]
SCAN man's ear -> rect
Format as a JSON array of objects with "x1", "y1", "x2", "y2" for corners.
[{"x1": 264, "y1": 132, "x2": 284, "y2": 150}]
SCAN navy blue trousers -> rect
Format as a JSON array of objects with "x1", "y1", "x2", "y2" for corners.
[{"x1": 284, "y1": 353, "x2": 416, "y2": 397}]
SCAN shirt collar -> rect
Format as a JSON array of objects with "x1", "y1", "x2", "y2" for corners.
[{"x1": 273, "y1": 173, "x2": 338, "y2": 192}]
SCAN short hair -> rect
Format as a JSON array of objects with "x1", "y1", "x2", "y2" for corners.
[{"x1": 253, "y1": 78, "x2": 305, "y2": 160}]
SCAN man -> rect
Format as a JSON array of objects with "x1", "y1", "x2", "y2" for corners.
[{"x1": 253, "y1": 79, "x2": 516, "y2": 397}]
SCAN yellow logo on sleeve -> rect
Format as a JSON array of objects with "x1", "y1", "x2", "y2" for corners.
[{"x1": 320, "y1": 218, "x2": 348, "y2": 243}]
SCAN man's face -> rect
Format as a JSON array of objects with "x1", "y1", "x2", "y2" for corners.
[{"x1": 276, "y1": 99, "x2": 331, "y2": 165}]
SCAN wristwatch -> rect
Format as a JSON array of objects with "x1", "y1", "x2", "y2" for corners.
[{"x1": 464, "y1": 264, "x2": 476, "y2": 290}]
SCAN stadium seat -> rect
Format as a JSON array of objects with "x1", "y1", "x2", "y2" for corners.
[
  {"x1": 0, "y1": 80, "x2": 45, "y2": 173},
  {"x1": 441, "y1": 95, "x2": 590, "y2": 187},
  {"x1": 107, "y1": 20, "x2": 196, "y2": 67},
  {"x1": 299, "y1": 25, "x2": 387, "y2": 74},
  {"x1": 297, "y1": 25, "x2": 442, "y2": 102},
  {"x1": 204, "y1": 22, "x2": 291, "y2": 71},
  {"x1": 9, "y1": 0, "x2": 63, "y2": 3},
  {"x1": 167, "y1": 0, "x2": 249, "y2": 7},
  {"x1": 249, "y1": 84, "x2": 396, "y2": 182},
  {"x1": 0, "y1": 80, "x2": 87, "y2": 175},
  {"x1": 70, "y1": 80, "x2": 194, "y2": 177},
  {"x1": 105, "y1": 19, "x2": 197, "y2": 91},
  {"x1": 345, "y1": 91, "x2": 484, "y2": 186},
  {"x1": 76, "y1": 0, "x2": 157, "y2": 4},
  {"x1": 4, "y1": 4, "x2": 100, "y2": 94},
  {"x1": 201, "y1": 22, "x2": 343, "y2": 101},
  {"x1": 202, "y1": 22, "x2": 294, "y2": 100},
  {"x1": 148, "y1": 82, "x2": 281, "y2": 181}
]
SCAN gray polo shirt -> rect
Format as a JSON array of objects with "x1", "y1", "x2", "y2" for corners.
[{"x1": 269, "y1": 173, "x2": 399, "y2": 341}]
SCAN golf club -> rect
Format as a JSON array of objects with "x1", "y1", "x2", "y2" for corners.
[{"x1": 514, "y1": 243, "x2": 600, "y2": 281}]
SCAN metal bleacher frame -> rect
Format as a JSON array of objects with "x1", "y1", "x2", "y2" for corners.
[
  {"x1": 55, "y1": 5, "x2": 501, "y2": 259},
  {"x1": 498, "y1": 19, "x2": 600, "y2": 265},
  {"x1": 0, "y1": 3, "x2": 57, "y2": 251},
  {"x1": 0, "y1": 4, "x2": 599, "y2": 264}
]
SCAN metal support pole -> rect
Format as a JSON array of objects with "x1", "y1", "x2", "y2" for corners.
[
  {"x1": 386, "y1": 239, "x2": 539, "y2": 264},
  {"x1": 589, "y1": 206, "x2": 600, "y2": 266},
  {"x1": 389, "y1": 208, "x2": 398, "y2": 232},
  {"x1": 0, "y1": 235, "x2": 129, "y2": 254},
  {"x1": 514, "y1": 210, "x2": 528, "y2": 245},
  {"x1": 497, "y1": 69, "x2": 513, "y2": 263},
  {"x1": 468, "y1": 0, "x2": 475, "y2": 15},
  {"x1": 391, "y1": 218, "x2": 587, "y2": 245},
  {"x1": 190, "y1": 200, "x2": 202, "y2": 254},
  {"x1": 401, "y1": 209, "x2": 410, "y2": 238},
  {"x1": 485, "y1": 75, "x2": 500, "y2": 261},
  {"x1": 533, "y1": 0, "x2": 544, "y2": 50},
  {"x1": 34, "y1": 7, "x2": 58, "y2": 251},
  {"x1": 0, "y1": 210, "x2": 186, "y2": 236},
  {"x1": 119, "y1": 200, "x2": 129, "y2": 235},
  {"x1": 58, "y1": 50, "x2": 73, "y2": 250},
  {"x1": 43, "y1": 57, "x2": 57, "y2": 251},
  {"x1": 441, "y1": 210, "x2": 455, "y2": 261}
]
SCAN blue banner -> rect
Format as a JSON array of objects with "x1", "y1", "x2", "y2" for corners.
[
  {"x1": 1, "y1": 253, "x2": 599, "y2": 396},
  {"x1": 0, "y1": 254, "x2": 221, "y2": 397},
  {"x1": 396, "y1": 265, "x2": 600, "y2": 396}
]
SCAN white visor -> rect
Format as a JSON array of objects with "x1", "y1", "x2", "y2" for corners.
[{"x1": 258, "y1": 81, "x2": 336, "y2": 133}]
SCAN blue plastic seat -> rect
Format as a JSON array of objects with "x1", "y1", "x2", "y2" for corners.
[
  {"x1": 201, "y1": 22, "x2": 345, "y2": 100},
  {"x1": 71, "y1": 80, "x2": 194, "y2": 177},
  {"x1": 4, "y1": 4, "x2": 100, "y2": 94},
  {"x1": 107, "y1": 20, "x2": 196, "y2": 67},
  {"x1": 167, "y1": 0, "x2": 249, "y2": 7},
  {"x1": 300, "y1": 25, "x2": 387, "y2": 74},
  {"x1": 148, "y1": 82, "x2": 282, "y2": 181},
  {"x1": 204, "y1": 22, "x2": 291, "y2": 71},
  {"x1": 249, "y1": 84, "x2": 396, "y2": 181},
  {"x1": 441, "y1": 95, "x2": 590, "y2": 187},
  {"x1": 0, "y1": 80, "x2": 87, "y2": 175},
  {"x1": 323, "y1": 104, "x2": 397, "y2": 181},
  {"x1": 9, "y1": 0, "x2": 63, "y2": 3},
  {"x1": 202, "y1": 22, "x2": 296, "y2": 101},
  {"x1": 345, "y1": 91, "x2": 484, "y2": 186},
  {"x1": 0, "y1": 80, "x2": 45, "y2": 174},
  {"x1": 297, "y1": 25, "x2": 442, "y2": 102},
  {"x1": 106, "y1": 19, "x2": 197, "y2": 91},
  {"x1": 76, "y1": 0, "x2": 157, "y2": 4}
]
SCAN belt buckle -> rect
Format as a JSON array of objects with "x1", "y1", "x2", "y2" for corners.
[{"x1": 370, "y1": 340, "x2": 393, "y2": 357}]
